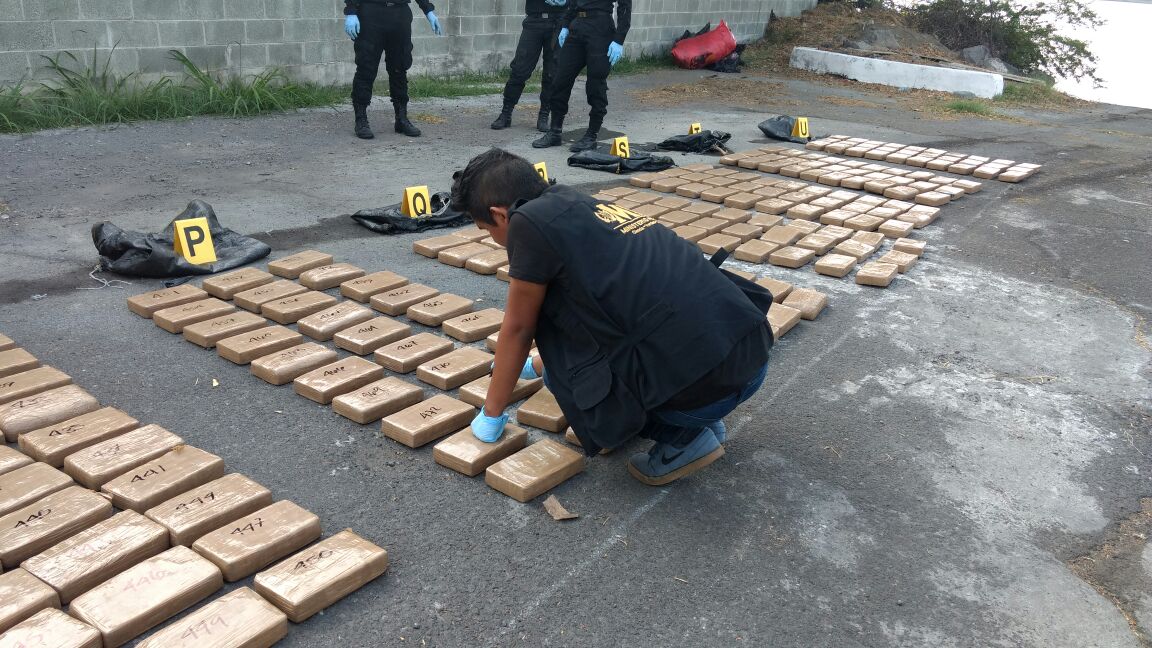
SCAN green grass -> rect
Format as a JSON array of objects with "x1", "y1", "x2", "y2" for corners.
[
  {"x1": 406, "y1": 70, "x2": 515, "y2": 99},
  {"x1": 612, "y1": 52, "x2": 677, "y2": 75},
  {"x1": 943, "y1": 99, "x2": 994, "y2": 115}
]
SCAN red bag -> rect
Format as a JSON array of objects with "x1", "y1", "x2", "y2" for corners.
[{"x1": 671, "y1": 21, "x2": 737, "y2": 70}]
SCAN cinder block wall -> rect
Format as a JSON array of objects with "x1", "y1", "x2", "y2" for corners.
[{"x1": 0, "y1": 0, "x2": 816, "y2": 87}]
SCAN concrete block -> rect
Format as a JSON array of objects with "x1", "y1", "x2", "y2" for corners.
[
  {"x1": 246, "y1": 18, "x2": 285, "y2": 43},
  {"x1": 0, "y1": 22, "x2": 54, "y2": 53},
  {"x1": 282, "y1": 17, "x2": 320, "y2": 41},
  {"x1": 23, "y1": 0, "x2": 79, "y2": 20},
  {"x1": 268, "y1": 41, "x2": 305, "y2": 65},
  {"x1": 138, "y1": 46, "x2": 193, "y2": 73},
  {"x1": 224, "y1": 0, "x2": 266, "y2": 18},
  {"x1": 0, "y1": 0, "x2": 22, "y2": 19},
  {"x1": 204, "y1": 19, "x2": 246, "y2": 45},
  {"x1": 790, "y1": 47, "x2": 1005, "y2": 97},
  {"x1": 0, "y1": 52, "x2": 31, "y2": 84},
  {"x1": 158, "y1": 20, "x2": 207, "y2": 46},
  {"x1": 79, "y1": 0, "x2": 131, "y2": 18},
  {"x1": 53, "y1": 20, "x2": 111, "y2": 48}
]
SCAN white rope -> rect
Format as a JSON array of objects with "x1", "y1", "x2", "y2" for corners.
[{"x1": 77, "y1": 265, "x2": 133, "y2": 290}]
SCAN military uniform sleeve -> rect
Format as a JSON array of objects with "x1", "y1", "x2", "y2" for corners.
[
  {"x1": 415, "y1": 0, "x2": 436, "y2": 14},
  {"x1": 613, "y1": 0, "x2": 631, "y2": 44},
  {"x1": 344, "y1": 1, "x2": 359, "y2": 15},
  {"x1": 507, "y1": 215, "x2": 563, "y2": 284}
]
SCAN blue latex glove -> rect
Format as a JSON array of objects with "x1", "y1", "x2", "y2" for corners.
[
  {"x1": 558, "y1": 27, "x2": 569, "y2": 48},
  {"x1": 520, "y1": 357, "x2": 539, "y2": 380},
  {"x1": 426, "y1": 11, "x2": 443, "y2": 36},
  {"x1": 607, "y1": 41, "x2": 624, "y2": 66},
  {"x1": 472, "y1": 410, "x2": 509, "y2": 443},
  {"x1": 544, "y1": 0, "x2": 567, "y2": 5},
  {"x1": 344, "y1": 15, "x2": 360, "y2": 40}
]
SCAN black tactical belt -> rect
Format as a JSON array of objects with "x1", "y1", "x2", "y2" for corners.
[
  {"x1": 576, "y1": 10, "x2": 611, "y2": 17},
  {"x1": 528, "y1": 12, "x2": 560, "y2": 18}
]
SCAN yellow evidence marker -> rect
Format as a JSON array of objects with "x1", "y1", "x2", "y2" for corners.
[
  {"x1": 173, "y1": 217, "x2": 217, "y2": 264},
  {"x1": 791, "y1": 117, "x2": 810, "y2": 139},
  {"x1": 689, "y1": 123, "x2": 702, "y2": 135},
  {"x1": 534, "y1": 162, "x2": 549, "y2": 183},
  {"x1": 610, "y1": 136, "x2": 630, "y2": 158},
  {"x1": 401, "y1": 185, "x2": 432, "y2": 217}
]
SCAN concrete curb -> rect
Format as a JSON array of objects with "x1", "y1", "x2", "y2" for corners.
[{"x1": 789, "y1": 46, "x2": 1004, "y2": 98}]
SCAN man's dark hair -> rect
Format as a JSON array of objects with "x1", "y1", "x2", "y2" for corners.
[{"x1": 450, "y1": 148, "x2": 549, "y2": 225}]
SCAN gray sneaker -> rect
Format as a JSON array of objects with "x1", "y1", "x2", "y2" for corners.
[{"x1": 627, "y1": 428, "x2": 724, "y2": 486}]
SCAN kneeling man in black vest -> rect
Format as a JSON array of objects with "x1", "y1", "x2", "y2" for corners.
[{"x1": 450, "y1": 149, "x2": 773, "y2": 485}]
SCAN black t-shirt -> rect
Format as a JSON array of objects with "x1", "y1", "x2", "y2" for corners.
[{"x1": 507, "y1": 212, "x2": 769, "y2": 412}]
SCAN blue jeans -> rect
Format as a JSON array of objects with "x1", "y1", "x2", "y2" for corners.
[{"x1": 643, "y1": 361, "x2": 768, "y2": 447}]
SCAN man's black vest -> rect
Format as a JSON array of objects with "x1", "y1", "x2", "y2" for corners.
[{"x1": 510, "y1": 185, "x2": 771, "y2": 454}]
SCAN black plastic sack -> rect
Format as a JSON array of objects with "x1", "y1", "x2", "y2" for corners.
[
  {"x1": 91, "y1": 199, "x2": 271, "y2": 278},
  {"x1": 657, "y1": 130, "x2": 733, "y2": 154},
  {"x1": 758, "y1": 115, "x2": 812, "y2": 144},
  {"x1": 350, "y1": 191, "x2": 471, "y2": 234},
  {"x1": 567, "y1": 150, "x2": 675, "y2": 174}
]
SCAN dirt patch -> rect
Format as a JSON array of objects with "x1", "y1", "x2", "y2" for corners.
[
  {"x1": 817, "y1": 94, "x2": 886, "y2": 109},
  {"x1": 631, "y1": 77, "x2": 794, "y2": 109}
]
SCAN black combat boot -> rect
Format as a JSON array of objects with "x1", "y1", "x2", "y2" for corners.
[
  {"x1": 354, "y1": 104, "x2": 374, "y2": 139},
  {"x1": 569, "y1": 118, "x2": 602, "y2": 152},
  {"x1": 536, "y1": 108, "x2": 550, "y2": 132},
  {"x1": 532, "y1": 114, "x2": 563, "y2": 148},
  {"x1": 394, "y1": 103, "x2": 421, "y2": 137},
  {"x1": 490, "y1": 104, "x2": 513, "y2": 130}
]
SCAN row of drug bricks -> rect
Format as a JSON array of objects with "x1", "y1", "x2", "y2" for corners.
[{"x1": 0, "y1": 332, "x2": 388, "y2": 648}]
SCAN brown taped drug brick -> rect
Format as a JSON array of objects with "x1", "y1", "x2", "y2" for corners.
[
  {"x1": 19, "y1": 407, "x2": 138, "y2": 467},
  {"x1": 332, "y1": 377, "x2": 424, "y2": 425},
  {"x1": 380, "y1": 394, "x2": 476, "y2": 448},
  {"x1": 69, "y1": 545, "x2": 223, "y2": 648},
  {"x1": 334, "y1": 316, "x2": 412, "y2": 355},
  {"x1": 153, "y1": 299, "x2": 236, "y2": 334},
  {"x1": 414, "y1": 234, "x2": 469, "y2": 257},
  {"x1": 851, "y1": 231, "x2": 886, "y2": 249},
  {"x1": 604, "y1": 185, "x2": 639, "y2": 197},
  {"x1": 438, "y1": 242, "x2": 493, "y2": 268},
  {"x1": 832, "y1": 239, "x2": 877, "y2": 262},
  {"x1": 201, "y1": 268, "x2": 274, "y2": 300},
  {"x1": 340, "y1": 271, "x2": 409, "y2": 302},
  {"x1": 0, "y1": 366, "x2": 71, "y2": 405},
  {"x1": 101, "y1": 446, "x2": 226, "y2": 512},
  {"x1": 761, "y1": 225, "x2": 804, "y2": 246},
  {"x1": 856, "y1": 262, "x2": 899, "y2": 287},
  {"x1": 627, "y1": 191, "x2": 662, "y2": 205},
  {"x1": 722, "y1": 192, "x2": 760, "y2": 210},
  {"x1": 654, "y1": 196, "x2": 691, "y2": 210},
  {"x1": 253, "y1": 529, "x2": 388, "y2": 623},
  {"x1": 485, "y1": 439, "x2": 585, "y2": 503},
  {"x1": 631, "y1": 203, "x2": 668, "y2": 219},
  {"x1": 127, "y1": 285, "x2": 208, "y2": 318},
  {"x1": 628, "y1": 173, "x2": 657, "y2": 188},
  {"x1": 515, "y1": 388, "x2": 567, "y2": 433},
  {"x1": 250, "y1": 343, "x2": 339, "y2": 386},
  {"x1": 407, "y1": 293, "x2": 475, "y2": 326},
  {"x1": 484, "y1": 332, "x2": 536, "y2": 354},
  {"x1": 755, "y1": 277, "x2": 792, "y2": 302},
  {"x1": 1, "y1": 608, "x2": 101, "y2": 648},
  {"x1": 896, "y1": 210, "x2": 937, "y2": 229},
  {"x1": 181, "y1": 311, "x2": 267, "y2": 349},
  {"x1": 0, "y1": 568, "x2": 59, "y2": 634},
  {"x1": 782, "y1": 288, "x2": 829, "y2": 321},
  {"x1": 878, "y1": 250, "x2": 918, "y2": 273},
  {"x1": 713, "y1": 207, "x2": 753, "y2": 224},
  {"x1": 466, "y1": 249, "x2": 510, "y2": 275},
  {"x1": 878, "y1": 219, "x2": 915, "y2": 238},
  {"x1": 768, "y1": 246, "x2": 815, "y2": 269},
  {"x1": 818, "y1": 224, "x2": 854, "y2": 243},
  {"x1": 63, "y1": 424, "x2": 183, "y2": 490},
  {"x1": 892, "y1": 238, "x2": 926, "y2": 257},
  {"x1": 145, "y1": 474, "x2": 273, "y2": 547},
  {"x1": 698, "y1": 233, "x2": 741, "y2": 255},
  {"x1": 416, "y1": 347, "x2": 494, "y2": 390},
  {"x1": 260, "y1": 291, "x2": 338, "y2": 325},
  {"x1": 720, "y1": 223, "x2": 763, "y2": 243},
  {"x1": 496, "y1": 265, "x2": 511, "y2": 282},
  {"x1": 767, "y1": 303, "x2": 802, "y2": 338},
  {"x1": 0, "y1": 446, "x2": 32, "y2": 476},
  {"x1": 21, "y1": 510, "x2": 169, "y2": 604},
  {"x1": 0, "y1": 486, "x2": 113, "y2": 569},
  {"x1": 216, "y1": 325, "x2": 304, "y2": 365},
  {"x1": 814, "y1": 253, "x2": 857, "y2": 278},
  {"x1": 914, "y1": 191, "x2": 950, "y2": 206},
  {"x1": 733, "y1": 239, "x2": 780, "y2": 263},
  {"x1": 373, "y1": 333, "x2": 454, "y2": 373},
  {"x1": 191, "y1": 500, "x2": 320, "y2": 582},
  {"x1": 0, "y1": 333, "x2": 13, "y2": 351},
  {"x1": 952, "y1": 179, "x2": 983, "y2": 193},
  {"x1": 883, "y1": 185, "x2": 920, "y2": 201},
  {"x1": 673, "y1": 225, "x2": 707, "y2": 242},
  {"x1": 434, "y1": 424, "x2": 529, "y2": 477},
  {"x1": 369, "y1": 283, "x2": 440, "y2": 316},
  {"x1": 683, "y1": 202, "x2": 722, "y2": 216},
  {"x1": 136, "y1": 586, "x2": 287, "y2": 648},
  {"x1": 748, "y1": 214, "x2": 783, "y2": 229},
  {"x1": 674, "y1": 182, "x2": 710, "y2": 198},
  {"x1": 458, "y1": 375, "x2": 543, "y2": 409},
  {"x1": 297, "y1": 301, "x2": 374, "y2": 342},
  {"x1": 649, "y1": 177, "x2": 687, "y2": 193},
  {"x1": 443, "y1": 308, "x2": 504, "y2": 343},
  {"x1": 689, "y1": 217, "x2": 726, "y2": 235},
  {"x1": 232, "y1": 280, "x2": 308, "y2": 312},
  {"x1": 786, "y1": 203, "x2": 826, "y2": 221},
  {"x1": 267, "y1": 250, "x2": 333, "y2": 279},
  {"x1": 792, "y1": 232, "x2": 835, "y2": 256},
  {"x1": 0, "y1": 463, "x2": 73, "y2": 518},
  {"x1": 0, "y1": 385, "x2": 100, "y2": 443},
  {"x1": 452, "y1": 227, "x2": 489, "y2": 241},
  {"x1": 845, "y1": 214, "x2": 885, "y2": 232},
  {"x1": 658, "y1": 210, "x2": 699, "y2": 227},
  {"x1": 294, "y1": 357, "x2": 384, "y2": 405}
]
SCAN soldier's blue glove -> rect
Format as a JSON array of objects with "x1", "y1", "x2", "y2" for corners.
[
  {"x1": 558, "y1": 27, "x2": 569, "y2": 47},
  {"x1": 607, "y1": 41, "x2": 624, "y2": 65},
  {"x1": 521, "y1": 356, "x2": 539, "y2": 380},
  {"x1": 427, "y1": 11, "x2": 443, "y2": 36},
  {"x1": 344, "y1": 15, "x2": 360, "y2": 40},
  {"x1": 472, "y1": 410, "x2": 509, "y2": 443},
  {"x1": 544, "y1": 0, "x2": 567, "y2": 5}
]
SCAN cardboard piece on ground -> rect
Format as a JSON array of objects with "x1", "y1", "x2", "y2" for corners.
[
  {"x1": 18, "y1": 407, "x2": 139, "y2": 467},
  {"x1": 814, "y1": 253, "x2": 857, "y2": 278},
  {"x1": 416, "y1": 347, "x2": 494, "y2": 390},
  {"x1": 380, "y1": 394, "x2": 477, "y2": 448},
  {"x1": 466, "y1": 249, "x2": 510, "y2": 275},
  {"x1": 458, "y1": 375, "x2": 543, "y2": 409},
  {"x1": 0, "y1": 385, "x2": 101, "y2": 443},
  {"x1": 293, "y1": 357, "x2": 384, "y2": 405},
  {"x1": 253, "y1": 529, "x2": 388, "y2": 623},
  {"x1": 216, "y1": 325, "x2": 304, "y2": 365},
  {"x1": 782, "y1": 288, "x2": 829, "y2": 320},
  {"x1": 298, "y1": 263, "x2": 365, "y2": 290},
  {"x1": 434, "y1": 424, "x2": 528, "y2": 477},
  {"x1": 406, "y1": 294, "x2": 475, "y2": 326},
  {"x1": 767, "y1": 303, "x2": 802, "y2": 338},
  {"x1": 127, "y1": 285, "x2": 208, "y2": 318},
  {"x1": 232, "y1": 280, "x2": 309, "y2": 312},
  {"x1": 145, "y1": 473, "x2": 274, "y2": 547},
  {"x1": 68, "y1": 545, "x2": 223, "y2": 648},
  {"x1": 373, "y1": 333, "x2": 454, "y2": 373},
  {"x1": 201, "y1": 268, "x2": 274, "y2": 300},
  {"x1": 100, "y1": 446, "x2": 226, "y2": 512},
  {"x1": 855, "y1": 261, "x2": 899, "y2": 287},
  {"x1": 414, "y1": 234, "x2": 469, "y2": 257},
  {"x1": 0, "y1": 608, "x2": 101, "y2": 648},
  {"x1": 341, "y1": 271, "x2": 409, "y2": 302},
  {"x1": 0, "y1": 349, "x2": 39, "y2": 379},
  {"x1": 0, "y1": 568, "x2": 59, "y2": 634},
  {"x1": 250, "y1": 343, "x2": 339, "y2": 386},
  {"x1": 332, "y1": 377, "x2": 424, "y2": 425},
  {"x1": 135, "y1": 586, "x2": 288, "y2": 648},
  {"x1": 297, "y1": 301, "x2": 375, "y2": 341},
  {"x1": 485, "y1": 439, "x2": 585, "y2": 503},
  {"x1": 442, "y1": 308, "x2": 504, "y2": 343},
  {"x1": 190, "y1": 500, "x2": 321, "y2": 582},
  {"x1": 333, "y1": 316, "x2": 412, "y2": 355},
  {"x1": 515, "y1": 388, "x2": 568, "y2": 433},
  {"x1": 543, "y1": 495, "x2": 579, "y2": 521},
  {"x1": 0, "y1": 445, "x2": 33, "y2": 476},
  {"x1": 267, "y1": 250, "x2": 333, "y2": 279},
  {"x1": 0, "y1": 486, "x2": 113, "y2": 569},
  {"x1": 21, "y1": 510, "x2": 169, "y2": 604},
  {"x1": 0, "y1": 463, "x2": 73, "y2": 518},
  {"x1": 152, "y1": 299, "x2": 236, "y2": 334},
  {"x1": 260, "y1": 291, "x2": 339, "y2": 325},
  {"x1": 181, "y1": 311, "x2": 267, "y2": 349},
  {"x1": 369, "y1": 283, "x2": 440, "y2": 316},
  {"x1": 63, "y1": 424, "x2": 184, "y2": 490}
]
